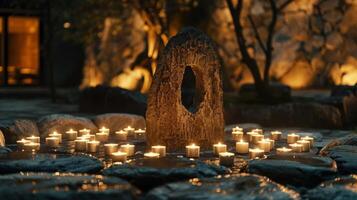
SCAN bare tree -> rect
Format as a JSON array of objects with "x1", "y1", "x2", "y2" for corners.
[{"x1": 226, "y1": 0, "x2": 293, "y2": 99}]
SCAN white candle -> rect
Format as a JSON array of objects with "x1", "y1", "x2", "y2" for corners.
[
  {"x1": 26, "y1": 135, "x2": 40, "y2": 143},
  {"x1": 289, "y1": 143, "x2": 303, "y2": 152},
  {"x1": 65, "y1": 129, "x2": 77, "y2": 140},
  {"x1": 104, "y1": 143, "x2": 118, "y2": 155},
  {"x1": 120, "y1": 144, "x2": 135, "y2": 156},
  {"x1": 123, "y1": 126, "x2": 135, "y2": 135},
  {"x1": 75, "y1": 139, "x2": 88, "y2": 151},
  {"x1": 266, "y1": 138, "x2": 275, "y2": 150},
  {"x1": 287, "y1": 133, "x2": 300, "y2": 144},
  {"x1": 79, "y1": 128, "x2": 91, "y2": 136},
  {"x1": 257, "y1": 139, "x2": 271, "y2": 152},
  {"x1": 144, "y1": 152, "x2": 160, "y2": 158},
  {"x1": 232, "y1": 131, "x2": 243, "y2": 141},
  {"x1": 49, "y1": 132, "x2": 62, "y2": 143},
  {"x1": 45, "y1": 137, "x2": 60, "y2": 148},
  {"x1": 297, "y1": 140, "x2": 310, "y2": 152},
  {"x1": 95, "y1": 132, "x2": 109, "y2": 142},
  {"x1": 301, "y1": 136, "x2": 314, "y2": 147},
  {"x1": 83, "y1": 134, "x2": 96, "y2": 141},
  {"x1": 151, "y1": 145, "x2": 166, "y2": 157},
  {"x1": 276, "y1": 147, "x2": 292, "y2": 155},
  {"x1": 115, "y1": 130, "x2": 128, "y2": 141},
  {"x1": 99, "y1": 126, "x2": 110, "y2": 134},
  {"x1": 17, "y1": 139, "x2": 30, "y2": 150},
  {"x1": 270, "y1": 131, "x2": 282, "y2": 140},
  {"x1": 252, "y1": 128, "x2": 263, "y2": 134},
  {"x1": 249, "y1": 148, "x2": 264, "y2": 159},
  {"x1": 246, "y1": 131, "x2": 256, "y2": 142},
  {"x1": 232, "y1": 126, "x2": 243, "y2": 132},
  {"x1": 251, "y1": 134, "x2": 264, "y2": 144},
  {"x1": 186, "y1": 144, "x2": 200, "y2": 158},
  {"x1": 219, "y1": 152, "x2": 235, "y2": 166},
  {"x1": 24, "y1": 142, "x2": 40, "y2": 152},
  {"x1": 134, "y1": 129, "x2": 146, "y2": 139},
  {"x1": 236, "y1": 140, "x2": 249, "y2": 154},
  {"x1": 111, "y1": 151, "x2": 127, "y2": 162},
  {"x1": 87, "y1": 140, "x2": 100, "y2": 153},
  {"x1": 213, "y1": 142, "x2": 227, "y2": 155}
]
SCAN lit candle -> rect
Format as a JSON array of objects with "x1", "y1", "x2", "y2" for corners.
[
  {"x1": 287, "y1": 133, "x2": 300, "y2": 144},
  {"x1": 236, "y1": 140, "x2": 249, "y2": 154},
  {"x1": 79, "y1": 128, "x2": 91, "y2": 136},
  {"x1": 257, "y1": 139, "x2": 271, "y2": 152},
  {"x1": 270, "y1": 131, "x2": 282, "y2": 140},
  {"x1": 49, "y1": 132, "x2": 62, "y2": 143},
  {"x1": 186, "y1": 144, "x2": 200, "y2": 158},
  {"x1": 75, "y1": 139, "x2": 88, "y2": 152},
  {"x1": 45, "y1": 137, "x2": 60, "y2": 148},
  {"x1": 232, "y1": 126, "x2": 243, "y2": 132},
  {"x1": 276, "y1": 147, "x2": 292, "y2": 155},
  {"x1": 301, "y1": 136, "x2": 314, "y2": 147},
  {"x1": 251, "y1": 134, "x2": 264, "y2": 144},
  {"x1": 17, "y1": 139, "x2": 30, "y2": 150},
  {"x1": 232, "y1": 131, "x2": 243, "y2": 141},
  {"x1": 120, "y1": 144, "x2": 135, "y2": 156},
  {"x1": 213, "y1": 142, "x2": 227, "y2": 155},
  {"x1": 219, "y1": 152, "x2": 235, "y2": 166},
  {"x1": 26, "y1": 135, "x2": 40, "y2": 143},
  {"x1": 297, "y1": 140, "x2": 310, "y2": 152},
  {"x1": 81, "y1": 134, "x2": 96, "y2": 141},
  {"x1": 99, "y1": 126, "x2": 110, "y2": 134},
  {"x1": 104, "y1": 143, "x2": 118, "y2": 155},
  {"x1": 65, "y1": 129, "x2": 77, "y2": 140},
  {"x1": 252, "y1": 128, "x2": 263, "y2": 134},
  {"x1": 134, "y1": 129, "x2": 146, "y2": 139},
  {"x1": 249, "y1": 148, "x2": 264, "y2": 159},
  {"x1": 151, "y1": 145, "x2": 166, "y2": 157},
  {"x1": 95, "y1": 132, "x2": 109, "y2": 142},
  {"x1": 266, "y1": 138, "x2": 275, "y2": 150},
  {"x1": 23, "y1": 142, "x2": 40, "y2": 152},
  {"x1": 289, "y1": 143, "x2": 303, "y2": 153},
  {"x1": 144, "y1": 152, "x2": 160, "y2": 158},
  {"x1": 87, "y1": 140, "x2": 100, "y2": 153},
  {"x1": 123, "y1": 126, "x2": 135, "y2": 135},
  {"x1": 115, "y1": 130, "x2": 128, "y2": 141},
  {"x1": 111, "y1": 151, "x2": 127, "y2": 162}
]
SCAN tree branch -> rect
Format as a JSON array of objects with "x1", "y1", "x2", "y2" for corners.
[
  {"x1": 248, "y1": 14, "x2": 267, "y2": 53},
  {"x1": 279, "y1": 0, "x2": 294, "y2": 11}
]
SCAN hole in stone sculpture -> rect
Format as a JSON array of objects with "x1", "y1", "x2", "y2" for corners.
[{"x1": 181, "y1": 66, "x2": 203, "y2": 113}]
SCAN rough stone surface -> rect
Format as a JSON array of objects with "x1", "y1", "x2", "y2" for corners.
[
  {"x1": 145, "y1": 174, "x2": 300, "y2": 200},
  {"x1": 326, "y1": 145, "x2": 357, "y2": 174},
  {"x1": 306, "y1": 175, "x2": 357, "y2": 200},
  {"x1": 146, "y1": 28, "x2": 225, "y2": 151},
  {"x1": 0, "y1": 119, "x2": 39, "y2": 144},
  {"x1": 247, "y1": 156, "x2": 337, "y2": 187},
  {"x1": 103, "y1": 157, "x2": 228, "y2": 190},
  {"x1": 0, "y1": 147, "x2": 11, "y2": 154},
  {"x1": 37, "y1": 114, "x2": 97, "y2": 137},
  {"x1": 0, "y1": 155, "x2": 103, "y2": 174},
  {"x1": 0, "y1": 130, "x2": 4, "y2": 146},
  {"x1": 79, "y1": 86, "x2": 147, "y2": 116},
  {"x1": 0, "y1": 173, "x2": 139, "y2": 200},
  {"x1": 93, "y1": 113, "x2": 145, "y2": 131}
]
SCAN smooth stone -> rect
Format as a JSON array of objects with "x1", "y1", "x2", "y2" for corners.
[
  {"x1": 145, "y1": 174, "x2": 300, "y2": 200},
  {"x1": 103, "y1": 157, "x2": 229, "y2": 191},
  {"x1": 248, "y1": 155, "x2": 337, "y2": 188},
  {"x1": 93, "y1": 113, "x2": 146, "y2": 131},
  {"x1": 37, "y1": 114, "x2": 97, "y2": 137},
  {"x1": 0, "y1": 147, "x2": 11, "y2": 154},
  {"x1": 0, "y1": 173, "x2": 139, "y2": 200},
  {"x1": 306, "y1": 175, "x2": 357, "y2": 200},
  {"x1": 327, "y1": 145, "x2": 357, "y2": 174},
  {"x1": 320, "y1": 134, "x2": 357, "y2": 154},
  {"x1": 0, "y1": 154, "x2": 103, "y2": 174},
  {"x1": 0, "y1": 119, "x2": 39, "y2": 144}
]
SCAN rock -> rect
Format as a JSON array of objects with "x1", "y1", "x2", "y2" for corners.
[
  {"x1": 226, "y1": 102, "x2": 342, "y2": 128},
  {"x1": 145, "y1": 174, "x2": 300, "y2": 200},
  {"x1": 0, "y1": 154, "x2": 103, "y2": 174},
  {"x1": 0, "y1": 173, "x2": 140, "y2": 200},
  {"x1": 0, "y1": 147, "x2": 11, "y2": 154},
  {"x1": 239, "y1": 83, "x2": 291, "y2": 102},
  {"x1": 146, "y1": 28, "x2": 225, "y2": 151},
  {"x1": 0, "y1": 119, "x2": 39, "y2": 144},
  {"x1": 331, "y1": 85, "x2": 357, "y2": 97},
  {"x1": 320, "y1": 134, "x2": 357, "y2": 154},
  {"x1": 93, "y1": 113, "x2": 145, "y2": 131},
  {"x1": 326, "y1": 145, "x2": 357, "y2": 174},
  {"x1": 79, "y1": 86, "x2": 147, "y2": 116},
  {"x1": 306, "y1": 175, "x2": 357, "y2": 200},
  {"x1": 37, "y1": 114, "x2": 97, "y2": 137},
  {"x1": 247, "y1": 155, "x2": 337, "y2": 188},
  {"x1": 103, "y1": 157, "x2": 228, "y2": 191},
  {"x1": 0, "y1": 130, "x2": 4, "y2": 146}
]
